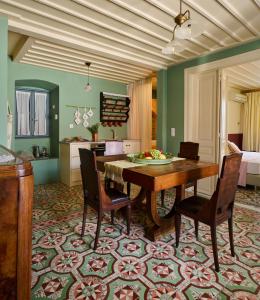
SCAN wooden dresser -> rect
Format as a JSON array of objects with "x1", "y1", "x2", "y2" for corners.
[
  {"x1": 0, "y1": 145, "x2": 33, "y2": 300},
  {"x1": 60, "y1": 142, "x2": 90, "y2": 187}
]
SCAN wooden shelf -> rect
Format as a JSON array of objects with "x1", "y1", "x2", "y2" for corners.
[{"x1": 100, "y1": 92, "x2": 130, "y2": 126}]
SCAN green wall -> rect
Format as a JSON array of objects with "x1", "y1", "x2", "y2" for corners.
[
  {"x1": 165, "y1": 39, "x2": 260, "y2": 155},
  {"x1": 7, "y1": 59, "x2": 127, "y2": 184},
  {"x1": 0, "y1": 16, "x2": 8, "y2": 146},
  {"x1": 9, "y1": 60, "x2": 127, "y2": 149},
  {"x1": 31, "y1": 158, "x2": 59, "y2": 185}
]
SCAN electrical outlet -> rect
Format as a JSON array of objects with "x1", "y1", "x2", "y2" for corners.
[
  {"x1": 69, "y1": 124, "x2": 74, "y2": 129},
  {"x1": 54, "y1": 114, "x2": 58, "y2": 120}
]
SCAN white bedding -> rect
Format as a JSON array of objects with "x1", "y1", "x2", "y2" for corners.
[{"x1": 242, "y1": 151, "x2": 260, "y2": 175}]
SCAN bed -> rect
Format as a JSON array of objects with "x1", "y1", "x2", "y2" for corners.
[
  {"x1": 227, "y1": 135, "x2": 260, "y2": 188},
  {"x1": 238, "y1": 151, "x2": 260, "y2": 188}
]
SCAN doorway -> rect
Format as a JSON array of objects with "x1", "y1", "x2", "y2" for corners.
[{"x1": 184, "y1": 49, "x2": 260, "y2": 196}]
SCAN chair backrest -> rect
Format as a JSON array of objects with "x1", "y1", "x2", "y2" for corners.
[
  {"x1": 210, "y1": 153, "x2": 242, "y2": 220},
  {"x1": 79, "y1": 148, "x2": 101, "y2": 207},
  {"x1": 178, "y1": 142, "x2": 199, "y2": 160}
]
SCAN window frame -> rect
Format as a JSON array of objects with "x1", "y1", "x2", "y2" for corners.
[{"x1": 15, "y1": 87, "x2": 50, "y2": 138}]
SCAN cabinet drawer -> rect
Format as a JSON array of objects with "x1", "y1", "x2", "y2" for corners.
[
  {"x1": 71, "y1": 143, "x2": 90, "y2": 157},
  {"x1": 71, "y1": 169, "x2": 82, "y2": 182},
  {"x1": 71, "y1": 157, "x2": 80, "y2": 169}
]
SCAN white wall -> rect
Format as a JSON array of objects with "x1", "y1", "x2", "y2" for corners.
[{"x1": 227, "y1": 87, "x2": 243, "y2": 134}]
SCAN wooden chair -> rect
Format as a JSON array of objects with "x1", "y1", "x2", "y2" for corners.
[
  {"x1": 79, "y1": 148, "x2": 131, "y2": 250},
  {"x1": 161, "y1": 142, "x2": 199, "y2": 206},
  {"x1": 175, "y1": 153, "x2": 242, "y2": 272}
]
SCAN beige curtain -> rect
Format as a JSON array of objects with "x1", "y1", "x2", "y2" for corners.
[
  {"x1": 242, "y1": 91, "x2": 260, "y2": 151},
  {"x1": 127, "y1": 78, "x2": 152, "y2": 151}
]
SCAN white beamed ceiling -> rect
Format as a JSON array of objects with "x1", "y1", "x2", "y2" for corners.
[
  {"x1": 1, "y1": 0, "x2": 260, "y2": 83},
  {"x1": 226, "y1": 59, "x2": 260, "y2": 91}
]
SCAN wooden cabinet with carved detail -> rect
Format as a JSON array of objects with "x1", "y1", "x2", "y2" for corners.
[{"x1": 0, "y1": 145, "x2": 33, "y2": 300}]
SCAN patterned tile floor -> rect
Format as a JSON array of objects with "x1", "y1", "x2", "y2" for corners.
[{"x1": 32, "y1": 183, "x2": 260, "y2": 299}]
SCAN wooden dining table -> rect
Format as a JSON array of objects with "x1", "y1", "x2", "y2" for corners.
[{"x1": 96, "y1": 154, "x2": 219, "y2": 241}]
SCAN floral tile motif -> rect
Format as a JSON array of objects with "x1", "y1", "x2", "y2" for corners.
[
  {"x1": 217, "y1": 264, "x2": 259, "y2": 294},
  {"x1": 79, "y1": 253, "x2": 115, "y2": 278},
  {"x1": 114, "y1": 256, "x2": 146, "y2": 280},
  {"x1": 68, "y1": 276, "x2": 107, "y2": 300},
  {"x1": 175, "y1": 243, "x2": 209, "y2": 263},
  {"x1": 51, "y1": 251, "x2": 82, "y2": 273},
  {"x1": 183, "y1": 285, "x2": 229, "y2": 300},
  {"x1": 31, "y1": 183, "x2": 260, "y2": 299},
  {"x1": 32, "y1": 271, "x2": 75, "y2": 300},
  {"x1": 106, "y1": 278, "x2": 147, "y2": 300},
  {"x1": 117, "y1": 237, "x2": 147, "y2": 258},
  {"x1": 235, "y1": 247, "x2": 260, "y2": 267},
  {"x1": 32, "y1": 247, "x2": 57, "y2": 271},
  {"x1": 61, "y1": 233, "x2": 93, "y2": 253},
  {"x1": 182, "y1": 261, "x2": 217, "y2": 287},
  {"x1": 145, "y1": 257, "x2": 183, "y2": 285}
]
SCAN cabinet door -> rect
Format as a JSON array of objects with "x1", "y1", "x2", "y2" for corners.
[
  {"x1": 71, "y1": 143, "x2": 90, "y2": 157},
  {"x1": 123, "y1": 141, "x2": 140, "y2": 154}
]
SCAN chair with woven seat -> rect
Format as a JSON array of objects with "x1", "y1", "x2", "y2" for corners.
[
  {"x1": 79, "y1": 148, "x2": 131, "y2": 250},
  {"x1": 174, "y1": 153, "x2": 242, "y2": 272},
  {"x1": 161, "y1": 141, "x2": 199, "y2": 207}
]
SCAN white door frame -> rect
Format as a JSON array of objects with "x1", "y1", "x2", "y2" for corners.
[{"x1": 184, "y1": 48, "x2": 260, "y2": 160}]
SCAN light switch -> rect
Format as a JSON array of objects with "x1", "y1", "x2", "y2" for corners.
[
  {"x1": 171, "y1": 128, "x2": 175, "y2": 137},
  {"x1": 69, "y1": 124, "x2": 74, "y2": 129}
]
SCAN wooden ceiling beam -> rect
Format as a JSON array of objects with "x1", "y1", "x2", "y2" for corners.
[{"x1": 217, "y1": 0, "x2": 259, "y2": 36}]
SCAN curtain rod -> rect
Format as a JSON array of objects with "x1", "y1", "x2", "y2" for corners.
[{"x1": 241, "y1": 88, "x2": 260, "y2": 94}]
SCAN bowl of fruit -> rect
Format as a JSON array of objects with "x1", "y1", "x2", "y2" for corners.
[{"x1": 127, "y1": 149, "x2": 174, "y2": 164}]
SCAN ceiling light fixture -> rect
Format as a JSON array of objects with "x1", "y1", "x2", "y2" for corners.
[
  {"x1": 84, "y1": 62, "x2": 92, "y2": 92},
  {"x1": 162, "y1": 0, "x2": 201, "y2": 55}
]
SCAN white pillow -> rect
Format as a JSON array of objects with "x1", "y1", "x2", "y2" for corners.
[{"x1": 227, "y1": 141, "x2": 241, "y2": 153}]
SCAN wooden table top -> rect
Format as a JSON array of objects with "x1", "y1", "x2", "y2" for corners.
[
  {"x1": 96, "y1": 155, "x2": 218, "y2": 192},
  {"x1": 123, "y1": 159, "x2": 219, "y2": 191}
]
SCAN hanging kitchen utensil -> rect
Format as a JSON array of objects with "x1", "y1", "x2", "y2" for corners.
[
  {"x1": 87, "y1": 107, "x2": 94, "y2": 117},
  {"x1": 74, "y1": 107, "x2": 81, "y2": 125}
]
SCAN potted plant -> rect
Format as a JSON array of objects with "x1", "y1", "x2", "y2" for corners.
[{"x1": 87, "y1": 123, "x2": 100, "y2": 142}]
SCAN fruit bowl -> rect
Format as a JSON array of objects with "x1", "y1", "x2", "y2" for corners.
[{"x1": 127, "y1": 150, "x2": 174, "y2": 165}]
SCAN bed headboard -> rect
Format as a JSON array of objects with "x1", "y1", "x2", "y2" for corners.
[{"x1": 228, "y1": 133, "x2": 243, "y2": 150}]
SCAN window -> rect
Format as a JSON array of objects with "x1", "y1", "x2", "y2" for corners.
[{"x1": 16, "y1": 89, "x2": 49, "y2": 137}]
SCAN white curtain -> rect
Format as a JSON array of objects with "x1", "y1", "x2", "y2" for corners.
[
  {"x1": 16, "y1": 91, "x2": 31, "y2": 136},
  {"x1": 7, "y1": 103, "x2": 13, "y2": 149},
  {"x1": 127, "y1": 78, "x2": 152, "y2": 151},
  {"x1": 242, "y1": 91, "x2": 260, "y2": 151},
  {"x1": 34, "y1": 92, "x2": 47, "y2": 135}
]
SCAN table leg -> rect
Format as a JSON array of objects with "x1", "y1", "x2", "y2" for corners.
[{"x1": 144, "y1": 185, "x2": 186, "y2": 241}]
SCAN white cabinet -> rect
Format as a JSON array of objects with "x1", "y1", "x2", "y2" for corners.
[
  {"x1": 60, "y1": 142, "x2": 90, "y2": 187},
  {"x1": 123, "y1": 140, "x2": 140, "y2": 154}
]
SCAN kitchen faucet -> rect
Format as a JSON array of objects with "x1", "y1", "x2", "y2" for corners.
[{"x1": 111, "y1": 129, "x2": 116, "y2": 140}]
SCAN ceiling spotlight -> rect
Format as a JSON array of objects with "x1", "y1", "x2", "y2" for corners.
[{"x1": 84, "y1": 62, "x2": 92, "y2": 92}]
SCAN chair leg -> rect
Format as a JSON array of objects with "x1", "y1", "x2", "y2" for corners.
[
  {"x1": 111, "y1": 210, "x2": 114, "y2": 225},
  {"x1": 194, "y1": 182, "x2": 197, "y2": 196},
  {"x1": 194, "y1": 220, "x2": 199, "y2": 240},
  {"x1": 94, "y1": 212, "x2": 103, "y2": 250},
  {"x1": 81, "y1": 203, "x2": 87, "y2": 237},
  {"x1": 161, "y1": 190, "x2": 165, "y2": 207},
  {"x1": 175, "y1": 213, "x2": 181, "y2": 247},
  {"x1": 126, "y1": 204, "x2": 131, "y2": 235},
  {"x1": 210, "y1": 225, "x2": 219, "y2": 272},
  {"x1": 127, "y1": 182, "x2": 131, "y2": 197},
  {"x1": 228, "y1": 216, "x2": 235, "y2": 257}
]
